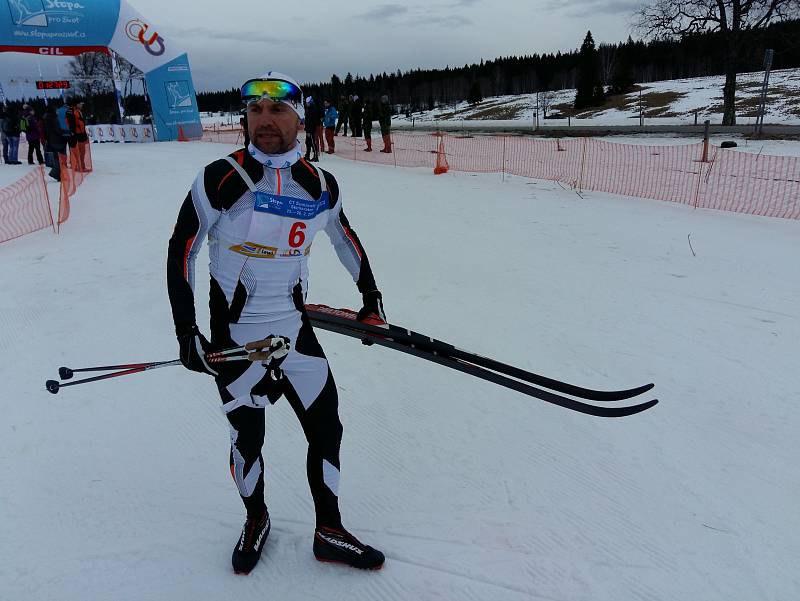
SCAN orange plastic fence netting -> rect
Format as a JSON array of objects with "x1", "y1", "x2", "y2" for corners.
[
  {"x1": 199, "y1": 129, "x2": 800, "y2": 220},
  {"x1": 57, "y1": 141, "x2": 94, "y2": 226},
  {"x1": 202, "y1": 126, "x2": 245, "y2": 145},
  {"x1": 578, "y1": 139, "x2": 703, "y2": 206},
  {"x1": 330, "y1": 132, "x2": 439, "y2": 168},
  {"x1": 698, "y1": 146, "x2": 800, "y2": 219},
  {"x1": 0, "y1": 166, "x2": 53, "y2": 244}
]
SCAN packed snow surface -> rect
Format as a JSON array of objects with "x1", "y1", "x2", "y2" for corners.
[{"x1": 1, "y1": 140, "x2": 799, "y2": 600}]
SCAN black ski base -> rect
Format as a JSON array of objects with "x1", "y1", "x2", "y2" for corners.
[{"x1": 306, "y1": 305, "x2": 658, "y2": 418}]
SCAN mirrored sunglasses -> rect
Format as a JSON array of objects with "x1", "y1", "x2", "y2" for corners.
[{"x1": 241, "y1": 79, "x2": 302, "y2": 106}]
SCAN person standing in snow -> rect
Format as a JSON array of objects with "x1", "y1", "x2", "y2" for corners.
[
  {"x1": 361, "y1": 100, "x2": 373, "y2": 152},
  {"x1": 0, "y1": 106, "x2": 7, "y2": 164},
  {"x1": 303, "y1": 96, "x2": 321, "y2": 162},
  {"x1": 22, "y1": 105, "x2": 45, "y2": 166},
  {"x1": 43, "y1": 103, "x2": 67, "y2": 182},
  {"x1": 167, "y1": 71, "x2": 386, "y2": 575},
  {"x1": 322, "y1": 99, "x2": 338, "y2": 154},
  {"x1": 67, "y1": 101, "x2": 88, "y2": 171},
  {"x1": 56, "y1": 100, "x2": 74, "y2": 147},
  {"x1": 378, "y1": 95, "x2": 393, "y2": 153},
  {"x1": 349, "y1": 94, "x2": 362, "y2": 138},
  {"x1": 1, "y1": 106, "x2": 22, "y2": 164},
  {"x1": 335, "y1": 95, "x2": 349, "y2": 136}
]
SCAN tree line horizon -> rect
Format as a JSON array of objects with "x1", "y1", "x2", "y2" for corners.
[
  {"x1": 201, "y1": 19, "x2": 800, "y2": 115},
  {"x1": 6, "y1": 18, "x2": 799, "y2": 122}
]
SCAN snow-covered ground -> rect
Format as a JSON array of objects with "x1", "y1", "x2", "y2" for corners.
[
  {"x1": 0, "y1": 164, "x2": 31, "y2": 187},
  {"x1": 393, "y1": 68, "x2": 800, "y2": 127},
  {"x1": 2, "y1": 140, "x2": 799, "y2": 601}
]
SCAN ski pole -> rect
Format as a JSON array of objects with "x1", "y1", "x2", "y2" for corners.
[
  {"x1": 47, "y1": 338, "x2": 290, "y2": 394},
  {"x1": 58, "y1": 360, "x2": 180, "y2": 380},
  {"x1": 46, "y1": 360, "x2": 182, "y2": 394},
  {"x1": 206, "y1": 336, "x2": 291, "y2": 364},
  {"x1": 205, "y1": 345, "x2": 249, "y2": 362}
]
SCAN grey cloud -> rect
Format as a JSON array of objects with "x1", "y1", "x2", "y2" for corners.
[
  {"x1": 169, "y1": 26, "x2": 289, "y2": 44},
  {"x1": 544, "y1": 0, "x2": 642, "y2": 17},
  {"x1": 360, "y1": 4, "x2": 410, "y2": 21},
  {"x1": 420, "y1": 13, "x2": 473, "y2": 26},
  {"x1": 359, "y1": 2, "x2": 472, "y2": 27}
]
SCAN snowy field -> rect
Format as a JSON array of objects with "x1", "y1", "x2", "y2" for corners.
[
  {"x1": 0, "y1": 163, "x2": 33, "y2": 188},
  {"x1": 603, "y1": 133, "x2": 800, "y2": 157},
  {"x1": 2, "y1": 140, "x2": 799, "y2": 601},
  {"x1": 393, "y1": 68, "x2": 800, "y2": 127}
]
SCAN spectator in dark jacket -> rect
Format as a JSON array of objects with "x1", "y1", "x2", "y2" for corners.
[
  {"x1": 362, "y1": 100, "x2": 373, "y2": 152},
  {"x1": 2, "y1": 107, "x2": 22, "y2": 164},
  {"x1": 349, "y1": 95, "x2": 362, "y2": 138},
  {"x1": 22, "y1": 105, "x2": 45, "y2": 165},
  {"x1": 303, "y1": 96, "x2": 322, "y2": 162},
  {"x1": 335, "y1": 95, "x2": 349, "y2": 136},
  {"x1": 0, "y1": 106, "x2": 7, "y2": 164},
  {"x1": 379, "y1": 95, "x2": 392, "y2": 153},
  {"x1": 43, "y1": 104, "x2": 67, "y2": 181}
]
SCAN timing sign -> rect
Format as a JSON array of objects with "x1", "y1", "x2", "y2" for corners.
[{"x1": 36, "y1": 80, "x2": 71, "y2": 90}]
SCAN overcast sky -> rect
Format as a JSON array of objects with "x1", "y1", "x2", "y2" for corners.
[{"x1": 1, "y1": 0, "x2": 641, "y2": 99}]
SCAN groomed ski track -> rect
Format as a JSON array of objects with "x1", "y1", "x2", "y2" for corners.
[{"x1": 1, "y1": 141, "x2": 798, "y2": 601}]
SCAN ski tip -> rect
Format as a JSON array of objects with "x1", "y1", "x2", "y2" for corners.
[
  {"x1": 619, "y1": 382, "x2": 655, "y2": 397},
  {"x1": 628, "y1": 398, "x2": 658, "y2": 415},
  {"x1": 599, "y1": 398, "x2": 658, "y2": 418},
  {"x1": 592, "y1": 382, "x2": 655, "y2": 402},
  {"x1": 45, "y1": 379, "x2": 60, "y2": 394}
]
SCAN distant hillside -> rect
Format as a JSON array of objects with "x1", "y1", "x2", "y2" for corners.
[
  {"x1": 194, "y1": 19, "x2": 800, "y2": 114},
  {"x1": 393, "y1": 69, "x2": 800, "y2": 127}
]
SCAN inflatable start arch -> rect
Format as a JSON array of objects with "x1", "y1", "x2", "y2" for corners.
[{"x1": 0, "y1": 0, "x2": 202, "y2": 141}]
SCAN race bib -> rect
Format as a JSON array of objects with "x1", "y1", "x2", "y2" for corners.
[{"x1": 232, "y1": 191, "x2": 329, "y2": 258}]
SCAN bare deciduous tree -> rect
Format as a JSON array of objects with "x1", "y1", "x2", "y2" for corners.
[
  {"x1": 634, "y1": 0, "x2": 800, "y2": 125},
  {"x1": 68, "y1": 52, "x2": 145, "y2": 100},
  {"x1": 68, "y1": 52, "x2": 112, "y2": 97},
  {"x1": 537, "y1": 90, "x2": 556, "y2": 119},
  {"x1": 598, "y1": 43, "x2": 617, "y2": 88}
]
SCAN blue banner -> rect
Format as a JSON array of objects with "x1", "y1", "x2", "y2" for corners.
[
  {"x1": 0, "y1": 0, "x2": 121, "y2": 46},
  {"x1": 146, "y1": 53, "x2": 202, "y2": 141}
]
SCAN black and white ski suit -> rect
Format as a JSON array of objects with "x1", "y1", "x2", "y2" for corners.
[{"x1": 167, "y1": 142, "x2": 379, "y2": 527}]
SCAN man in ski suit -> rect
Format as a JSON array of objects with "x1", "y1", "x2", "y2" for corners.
[{"x1": 166, "y1": 71, "x2": 386, "y2": 574}]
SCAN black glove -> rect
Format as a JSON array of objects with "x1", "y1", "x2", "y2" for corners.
[
  {"x1": 177, "y1": 324, "x2": 218, "y2": 376},
  {"x1": 356, "y1": 290, "x2": 386, "y2": 346},
  {"x1": 357, "y1": 290, "x2": 386, "y2": 323}
]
